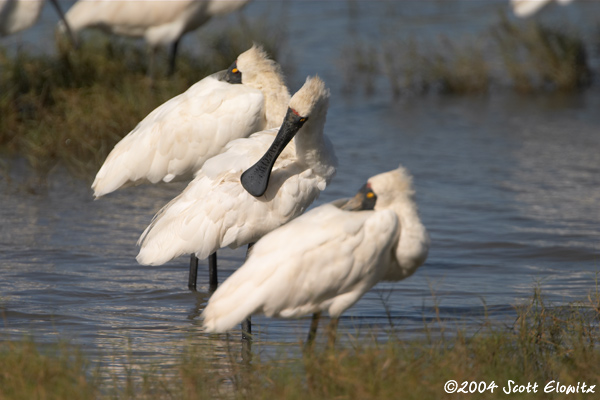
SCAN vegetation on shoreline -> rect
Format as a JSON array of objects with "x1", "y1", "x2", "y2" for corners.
[
  {"x1": 0, "y1": 10, "x2": 595, "y2": 176},
  {"x1": 2, "y1": 287, "x2": 600, "y2": 399},
  {"x1": 342, "y1": 14, "x2": 594, "y2": 97}
]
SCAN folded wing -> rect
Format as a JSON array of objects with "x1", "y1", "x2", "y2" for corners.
[
  {"x1": 92, "y1": 74, "x2": 264, "y2": 197},
  {"x1": 202, "y1": 203, "x2": 399, "y2": 333}
]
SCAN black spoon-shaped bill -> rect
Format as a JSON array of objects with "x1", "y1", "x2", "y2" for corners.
[{"x1": 241, "y1": 108, "x2": 307, "y2": 197}]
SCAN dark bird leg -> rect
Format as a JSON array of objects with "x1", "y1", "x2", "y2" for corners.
[
  {"x1": 168, "y1": 39, "x2": 180, "y2": 77},
  {"x1": 208, "y1": 252, "x2": 218, "y2": 294},
  {"x1": 188, "y1": 254, "x2": 198, "y2": 290},
  {"x1": 241, "y1": 242, "x2": 255, "y2": 363},
  {"x1": 304, "y1": 312, "x2": 321, "y2": 351},
  {"x1": 49, "y1": 0, "x2": 78, "y2": 48},
  {"x1": 188, "y1": 252, "x2": 217, "y2": 293}
]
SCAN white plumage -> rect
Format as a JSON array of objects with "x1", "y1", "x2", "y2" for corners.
[
  {"x1": 202, "y1": 166, "x2": 429, "y2": 334},
  {"x1": 60, "y1": 0, "x2": 250, "y2": 50},
  {"x1": 510, "y1": 0, "x2": 575, "y2": 17},
  {"x1": 0, "y1": 0, "x2": 44, "y2": 36},
  {"x1": 92, "y1": 45, "x2": 289, "y2": 198},
  {"x1": 0, "y1": 0, "x2": 73, "y2": 39},
  {"x1": 137, "y1": 76, "x2": 337, "y2": 266},
  {"x1": 59, "y1": 0, "x2": 251, "y2": 75}
]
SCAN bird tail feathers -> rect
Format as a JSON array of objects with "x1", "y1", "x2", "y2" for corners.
[{"x1": 202, "y1": 280, "x2": 264, "y2": 333}]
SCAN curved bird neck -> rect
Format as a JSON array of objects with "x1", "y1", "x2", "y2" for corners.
[
  {"x1": 247, "y1": 73, "x2": 290, "y2": 129},
  {"x1": 264, "y1": 88, "x2": 291, "y2": 129},
  {"x1": 293, "y1": 114, "x2": 337, "y2": 179},
  {"x1": 387, "y1": 197, "x2": 429, "y2": 280}
]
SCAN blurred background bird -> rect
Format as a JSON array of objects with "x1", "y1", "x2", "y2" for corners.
[
  {"x1": 0, "y1": 0, "x2": 77, "y2": 45},
  {"x1": 510, "y1": 0, "x2": 575, "y2": 17},
  {"x1": 57, "y1": 0, "x2": 251, "y2": 77}
]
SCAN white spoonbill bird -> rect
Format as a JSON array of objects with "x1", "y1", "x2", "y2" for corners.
[
  {"x1": 136, "y1": 75, "x2": 337, "y2": 267},
  {"x1": 92, "y1": 44, "x2": 289, "y2": 290},
  {"x1": 202, "y1": 165, "x2": 430, "y2": 344},
  {"x1": 0, "y1": 0, "x2": 76, "y2": 43},
  {"x1": 510, "y1": 0, "x2": 575, "y2": 17},
  {"x1": 92, "y1": 45, "x2": 289, "y2": 198},
  {"x1": 59, "y1": 0, "x2": 251, "y2": 75}
]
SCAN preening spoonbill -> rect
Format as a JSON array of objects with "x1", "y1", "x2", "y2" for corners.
[
  {"x1": 136, "y1": 75, "x2": 336, "y2": 267},
  {"x1": 138, "y1": 75, "x2": 335, "y2": 352},
  {"x1": 92, "y1": 44, "x2": 289, "y2": 289},
  {"x1": 0, "y1": 0, "x2": 76, "y2": 44},
  {"x1": 202, "y1": 165, "x2": 429, "y2": 345},
  {"x1": 59, "y1": 0, "x2": 251, "y2": 75},
  {"x1": 510, "y1": 0, "x2": 574, "y2": 17}
]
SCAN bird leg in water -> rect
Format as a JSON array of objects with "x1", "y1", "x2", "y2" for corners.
[
  {"x1": 304, "y1": 312, "x2": 321, "y2": 351},
  {"x1": 208, "y1": 252, "x2": 218, "y2": 294},
  {"x1": 188, "y1": 253, "x2": 217, "y2": 293},
  {"x1": 188, "y1": 254, "x2": 198, "y2": 290},
  {"x1": 241, "y1": 242, "x2": 255, "y2": 363},
  {"x1": 326, "y1": 317, "x2": 339, "y2": 349}
]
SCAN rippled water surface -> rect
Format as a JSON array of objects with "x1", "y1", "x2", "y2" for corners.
[{"x1": 1, "y1": 1, "x2": 600, "y2": 367}]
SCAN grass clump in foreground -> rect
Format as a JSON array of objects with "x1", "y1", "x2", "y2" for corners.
[
  {"x1": 0, "y1": 13, "x2": 286, "y2": 179},
  {"x1": 0, "y1": 340, "x2": 97, "y2": 400},
  {"x1": 2, "y1": 287, "x2": 600, "y2": 399}
]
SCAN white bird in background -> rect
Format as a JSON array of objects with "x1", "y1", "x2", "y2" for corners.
[
  {"x1": 202, "y1": 166, "x2": 429, "y2": 345},
  {"x1": 510, "y1": 0, "x2": 575, "y2": 17},
  {"x1": 0, "y1": 0, "x2": 76, "y2": 44},
  {"x1": 59, "y1": 0, "x2": 251, "y2": 75},
  {"x1": 136, "y1": 75, "x2": 336, "y2": 267},
  {"x1": 92, "y1": 44, "x2": 290, "y2": 289}
]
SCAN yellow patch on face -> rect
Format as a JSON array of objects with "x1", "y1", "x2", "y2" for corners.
[
  {"x1": 366, "y1": 192, "x2": 375, "y2": 199},
  {"x1": 232, "y1": 68, "x2": 239, "y2": 73}
]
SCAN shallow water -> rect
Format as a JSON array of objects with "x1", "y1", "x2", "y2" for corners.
[{"x1": 1, "y1": 0, "x2": 600, "y2": 368}]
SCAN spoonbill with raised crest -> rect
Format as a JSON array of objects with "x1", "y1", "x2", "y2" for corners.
[{"x1": 202, "y1": 166, "x2": 429, "y2": 346}]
